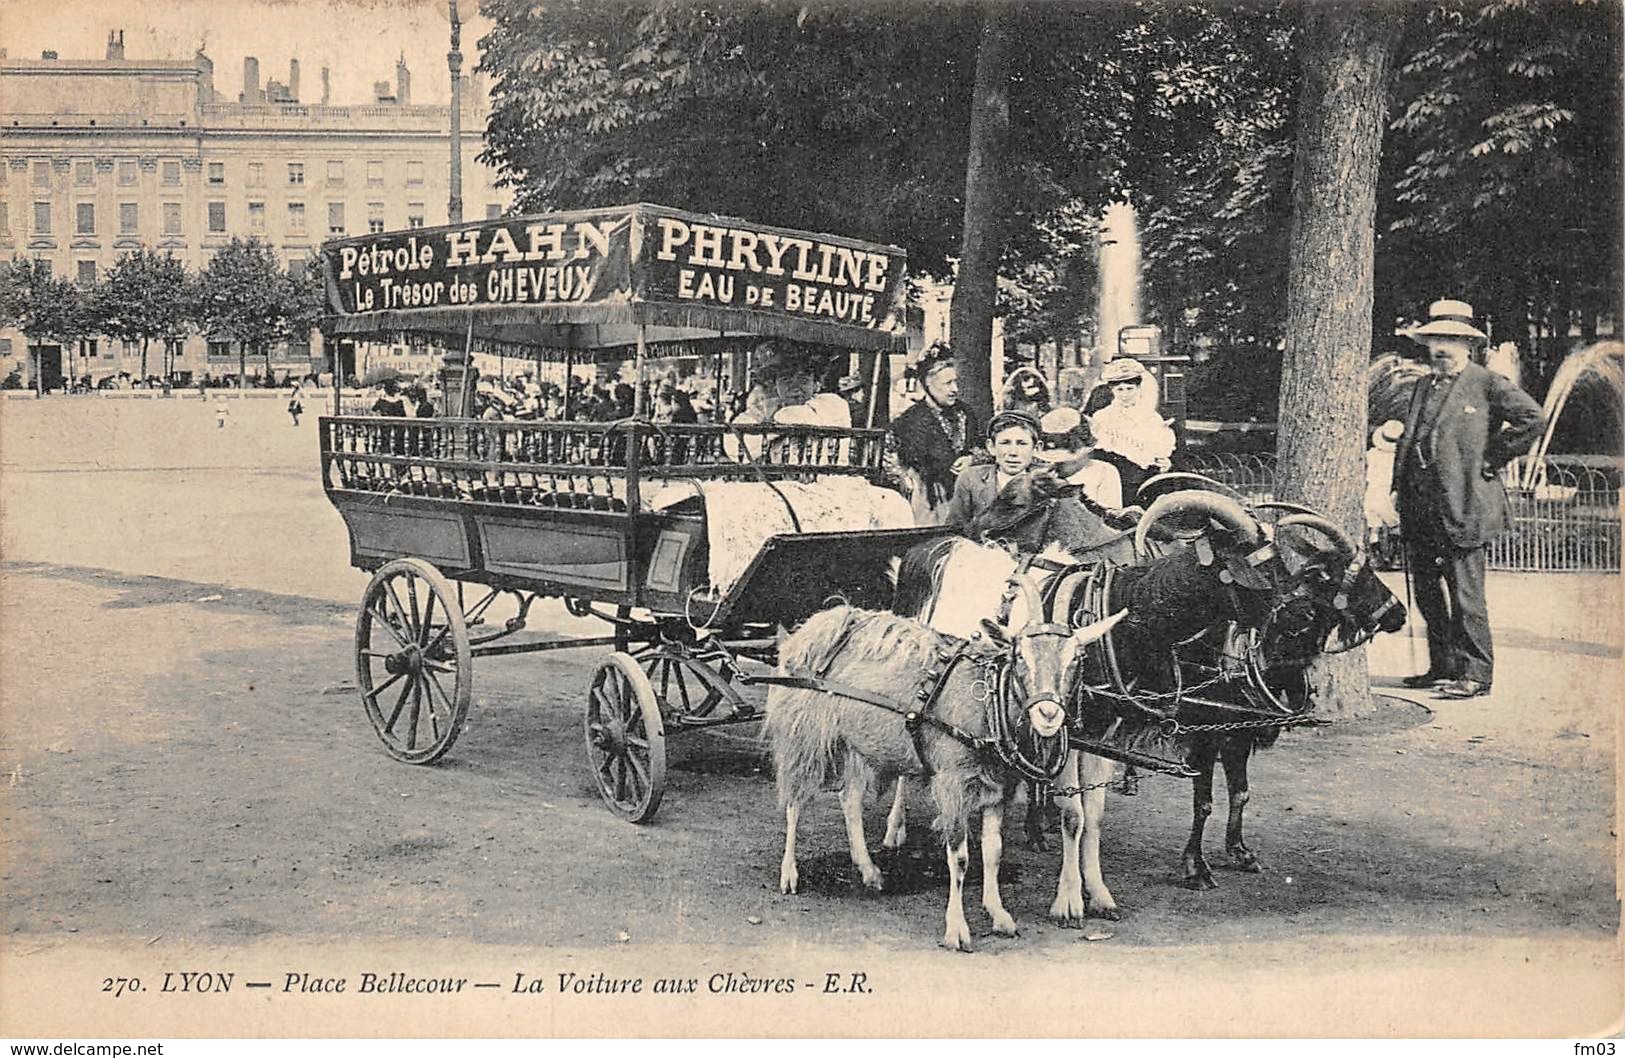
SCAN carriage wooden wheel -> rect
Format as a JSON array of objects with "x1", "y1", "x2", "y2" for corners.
[
  {"x1": 585, "y1": 653, "x2": 668, "y2": 823},
  {"x1": 355, "y1": 557, "x2": 472, "y2": 764}
]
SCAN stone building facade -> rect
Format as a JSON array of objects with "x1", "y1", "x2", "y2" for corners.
[{"x1": 1, "y1": 31, "x2": 509, "y2": 388}]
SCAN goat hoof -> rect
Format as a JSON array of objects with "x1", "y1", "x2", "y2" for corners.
[
  {"x1": 989, "y1": 911, "x2": 1019, "y2": 937},
  {"x1": 1227, "y1": 847, "x2": 1263, "y2": 872},
  {"x1": 1182, "y1": 868, "x2": 1219, "y2": 891},
  {"x1": 943, "y1": 924, "x2": 975, "y2": 953},
  {"x1": 1086, "y1": 902, "x2": 1121, "y2": 921},
  {"x1": 779, "y1": 867, "x2": 799, "y2": 895},
  {"x1": 881, "y1": 827, "x2": 907, "y2": 850},
  {"x1": 859, "y1": 868, "x2": 885, "y2": 892},
  {"x1": 1048, "y1": 895, "x2": 1087, "y2": 928}
]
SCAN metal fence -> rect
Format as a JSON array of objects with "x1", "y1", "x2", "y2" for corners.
[{"x1": 1180, "y1": 451, "x2": 1621, "y2": 573}]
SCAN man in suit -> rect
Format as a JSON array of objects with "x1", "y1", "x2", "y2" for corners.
[{"x1": 1392, "y1": 299, "x2": 1543, "y2": 700}]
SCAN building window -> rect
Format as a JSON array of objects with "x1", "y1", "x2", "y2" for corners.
[
  {"x1": 287, "y1": 202, "x2": 307, "y2": 234},
  {"x1": 75, "y1": 202, "x2": 95, "y2": 235},
  {"x1": 407, "y1": 202, "x2": 425, "y2": 229},
  {"x1": 248, "y1": 201, "x2": 266, "y2": 232},
  {"x1": 117, "y1": 160, "x2": 137, "y2": 186},
  {"x1": 119, "y1": 202, "x2": 139, "y2": 234},
  {"x1": 366, "y1": 160, "x2": 384, "y2": 188},
  {"x1": 367, "y1": 202, "x2": 385, "y2": 233},
  {"x1": 161, "y1": 160, "x2": 181, "y2": 186},
  {"x1": 207, "y1": 339, "x2": 232, "y2": 360},
  {"x1": 166, "y1": 337, "x2": 183, "y2": 361},
  {"x1": 288, "y1": 162, "x2": 305, "y2": 186},
  {"x1": 327, "y1": 201, "x2": 345, "y2": 235},
  {"x1": 123, "y1": 340, "x2": 140, "y2": 357},
  {"x1": 326, "y1": 160, "x2": 344, "y2": 185},
  {"x1": 207, "y1": 161, "x2": 225, "y2": 186},
  {"x1": 405, "y1": 161, "x2": 424, "y2": 187},
  {"x1": 162, "y1": 201, "x2": 183, "y2": 235},
  {"x1": 207, "y1": 201, "x2": 226, "y2": 233},
  {"x1": 32, "y1": 161, "x2": 51, "y2": 188},
  {"x1": 77, "y1": 260, "x2": 98, "y2": 284},
  {"x1": 246, "y1": 162, "x2": 265, "y2": 187},
  {"x1": 75, "y1": 160, "x2": 95, "y2": 186},
  {"x1": 485, "y1": 204, "x2": 503, "y2": 220},
  {"x1": 33, "y1": 202, "x2": 52, "y2": 234}
]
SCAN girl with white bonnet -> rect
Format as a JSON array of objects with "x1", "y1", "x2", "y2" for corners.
[{"x1": 1087, "y1": 356, "x2": 1176, "y2": 501}]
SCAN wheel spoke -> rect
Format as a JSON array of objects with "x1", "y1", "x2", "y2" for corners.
[
  {"x1": 611, "y1": 756, "x2": 628, "y2": 802},
  {"x1": 671, "y1": 662, "x2": 693, "y2": 713},
  {"x1": 367, "y1": 606, "x2": 410, "y2": 650},
  {"x1": 406, "y1": 575, "x2": 422, "y2": 633},
  {"x1": 359, "y1": 648, "x2": 399, "y2": 659},
  {"x1": 658, "y1": 661, "x2": 672, "y2": 704},
  {"x1": 624, "y1": 748, "x2": 650, "y2": 790},
  {"x1": 404, "y1": 680, "x2": 422, "y2": 750},
  {"x1": 362, "y1": 669, "x2": 407, "y2": 702},
  {"x1": 424, "y1": 667, "x2": 456, "y2": 715},
  {"x1": 420, "y1": 591, "x2": 437, "y2": 647},
  {"x1": 383, "y1": 678, "x2": 412, "y2": 735},
  {"x1": 421, "y1": 675, "x2": 442, "y2": 741},
  {"x1": 625, "y1": 733, "x2": 649, "y2": 751},
  {"x1": 383, "y1": 580, "x2": 416, "y2": 640}
]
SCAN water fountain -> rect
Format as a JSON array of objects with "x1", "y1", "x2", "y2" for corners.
[
  {"x1": 1097, "y1": 201, "x2": 1142, "y2": 364},
  {"x1": 1520, "y1": 341, "x2": 1623, "y2": 490}
]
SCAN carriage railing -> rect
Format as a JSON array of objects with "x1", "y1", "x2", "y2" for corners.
[{"x1": 320, "y1": 416, "x2": 888, "y2": 512}]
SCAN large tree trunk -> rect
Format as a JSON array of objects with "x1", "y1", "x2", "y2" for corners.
[
  {"x1": 948, "y1": 3, "x2": 1012, "y2": 426},
  {"x1": 139, "y1": 337, "x2": 149, "y2": 382},
  {"x1": 238, "y1": 342, "x2": 247, "y2": 389},
  {"x1": 1277, "y1": 2, "x2": 1407, "y2": 717}
]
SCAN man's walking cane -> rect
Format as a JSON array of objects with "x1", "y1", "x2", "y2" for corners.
[{"x1": 1397, "y1": 529, "x2": 1422, "y2": 671}]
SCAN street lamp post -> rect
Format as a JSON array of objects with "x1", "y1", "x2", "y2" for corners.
[{"x1": 447, "y1": 0, "x2": 464, "y2": 226}]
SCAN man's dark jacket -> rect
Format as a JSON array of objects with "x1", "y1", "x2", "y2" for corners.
[
  {"x1": 890, "y1": 399, "x2": 986, "y2": 508},
  {"x1": 1393, "y1": 361, "x2": 1543, "y2": 548}
]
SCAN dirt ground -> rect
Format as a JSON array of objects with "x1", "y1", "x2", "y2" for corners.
[{"x1": 0, "y1": 398, "x2": 1620, "y2": 1038}]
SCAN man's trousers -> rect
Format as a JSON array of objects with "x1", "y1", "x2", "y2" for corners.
[{"x1": 1404, "y1": 529, "x2": 1494, "y2": 684}]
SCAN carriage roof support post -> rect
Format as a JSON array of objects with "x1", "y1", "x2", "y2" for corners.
[
  {"x1": 561, "y1": 347, "x2": 574, "y2": 420},
  {"x1": 633, "y1": 324, "x2": 647, "y2": 418}
]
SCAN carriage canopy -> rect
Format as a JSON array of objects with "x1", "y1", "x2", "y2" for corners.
[{"x1": 321, "y1": 202, "x2": 910, "y2": 357}]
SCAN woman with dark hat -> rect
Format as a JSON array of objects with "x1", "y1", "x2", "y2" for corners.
[{"x1": 889, "y1": 343, "x2": 986, "y2": 525}]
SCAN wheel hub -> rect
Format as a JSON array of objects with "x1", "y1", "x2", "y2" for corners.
[
  {"x1": 590, "y1": 715, "x2": 627, "y2": 754},
  {"x1": 383, "y1": 647, "x2": 422, "y2": 677}
]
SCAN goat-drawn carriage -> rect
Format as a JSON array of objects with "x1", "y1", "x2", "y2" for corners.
[{"x1": 318, "y1": 203, "x2": 949, "y2": 822}]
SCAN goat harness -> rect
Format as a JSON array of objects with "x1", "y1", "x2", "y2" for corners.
[{"x1": 776, "y1": 608, "x2": 1072, "y2": 784}]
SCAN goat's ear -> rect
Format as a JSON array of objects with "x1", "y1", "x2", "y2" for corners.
[{"x1": 979, "y1": 618, "x2": 1011, "y2": 645}]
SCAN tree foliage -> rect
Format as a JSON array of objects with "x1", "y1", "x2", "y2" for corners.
[
  {"x1": 1381, "y1": 0, "x2": 1622, "y2": 384},
  {"x1": 94, "y1": 249, "x2": 194, "y2": 380},
  {"x1": 193, "y1": 238, "x2": 299, "y2": 386}
]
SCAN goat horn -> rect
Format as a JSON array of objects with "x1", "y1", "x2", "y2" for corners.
[
  {"x1": 1276, "y1": 513, "x2": 1357, "y2": 558},
  {"x1": 1134, "y1": 489, "x2": 1263, "y2": 558},
  {"x1": 1137, "y1": 472, "x2": 1248, "y2": 503},
  {"x1": 1071, "y1": 608, "x2": 1128, "y2": 646},
  {"x1": 1254, "y1": 500, "x2": 1325, "y2": 519},
  {"x1": 1012, "y1": 572, "x2": 1043, "y2": 631}
]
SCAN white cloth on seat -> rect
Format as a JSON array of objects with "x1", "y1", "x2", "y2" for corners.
[{"x1": 688, "y1": 476, "x2": 914, "y2": 597}]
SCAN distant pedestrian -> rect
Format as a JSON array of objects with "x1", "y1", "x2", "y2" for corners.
[
  {"x1": 214, "y1": 395, "x2": 230, "y2": 430},
  {"x1": 1392, "y1": 298, "x2": 1543, "y2": 701},
  {"x1": 287, "y1": 380, "x2": 305, "y2": 426}
]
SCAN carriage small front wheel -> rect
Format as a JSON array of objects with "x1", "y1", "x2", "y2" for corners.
[
  {"x1": 585, "y1": 653, "x2": 667, "y2": 822},
  {"x1": 355, "y1": 557, "x2": 472, "y2": 764}
]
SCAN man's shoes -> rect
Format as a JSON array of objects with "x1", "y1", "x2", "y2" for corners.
[
  {"x1": 1401, "y1": 671, "x2": 1454, "y2": 689},
  {"x1": 1434, "y1": 678, "x2": 1491, "y2": 700}
]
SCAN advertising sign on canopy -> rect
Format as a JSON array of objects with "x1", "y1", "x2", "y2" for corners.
[{"x1": 321, "y1": 203, "x2": 909, "y2": 354}]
